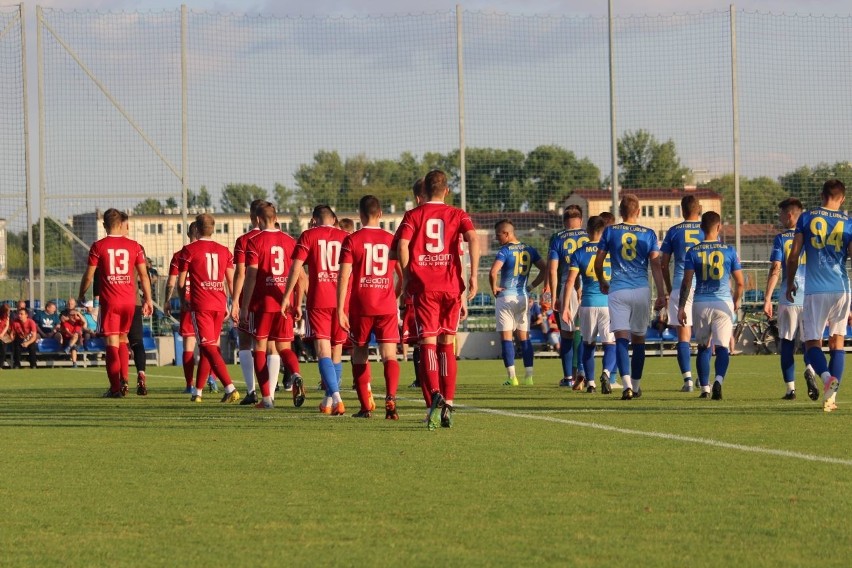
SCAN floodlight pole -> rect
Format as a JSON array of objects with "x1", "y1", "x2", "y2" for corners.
[
  {"x1": 20, "y1": 4, "x2": 35, "y2": 306},
  {"x1": 731, "y1": 5, "x2": 742, "y2": 254},
  {"x1": 608, "y1": 0, "x2": 619, "y2": 217}
]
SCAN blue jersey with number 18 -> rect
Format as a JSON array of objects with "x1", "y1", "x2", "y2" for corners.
[
  {"x1": 684, "y1": 241, "x2": 742, "y2": 302},
  {"x1": 795, "y1": 207, "x2": 852, "y2": 295},
  {"x1": 495, "y1": 242, "x2": 541, "y2": 299},
  {"x1": 598, "y1": 223, "x2": 660, "y2": 293},
  {"x1": 661, "y1": 221, "x2": 704, "y2": 290}
]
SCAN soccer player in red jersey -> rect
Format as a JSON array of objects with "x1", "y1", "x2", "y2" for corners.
[
  {"x1": 338, "y1": 195, "x2": 403, "y2": 419},
  {"x1": 282, "y1": 205, "x2": 349, "y2": 415},
  {"x1": 240, "y1": 202, "x2": 306, "y2": 409},
  {"x1": 164, "y1": 221, "x2": 198, "y2": 393},
  {"x1": 230, "y1": 199, "x2": 265, "y2": 404},
  {"x1": 397, "y1": 170, "x2": 481, "y2": 430},
  {"x1": 78, "y1": 208, "x2": 153, "y2": 397}
]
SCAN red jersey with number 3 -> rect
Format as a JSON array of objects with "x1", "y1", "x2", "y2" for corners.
[
  {"x1": 293, "y1": 225, "x2": 349, "y2": 310},
  {"x1": 88, "y1": 235, "x2": 146, "y2": 306},
  {"x1": 341, "y1": 227, "x2": 397, "y2": 316},
  {"x1": 245, "y1": 229, "x2": 297, "y2": 313},
  {"x1": 396, "y1": 202, "x2": 475, "y2": 295},
  {"x1": 178, "y1": 238, "x2": 234, "y2": 311}
]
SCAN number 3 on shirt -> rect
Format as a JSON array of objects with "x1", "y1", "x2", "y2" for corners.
[{"x1": 621, "y1": 233, "x2": 637, "y2": 261}]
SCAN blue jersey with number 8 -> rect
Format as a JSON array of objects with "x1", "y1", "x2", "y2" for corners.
[
  {"x1": 684, "y1": 241, "x2": 741, "y2": 302},
  {"x1": 795, "y1": 207, "x2": 852, "y2": 295},
  {"x1": 598, "y1": 223, "x2": 660, "y2": 293}
]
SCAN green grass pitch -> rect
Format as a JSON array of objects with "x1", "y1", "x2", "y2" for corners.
[{"x1": 1, "y1": 355, "x2": 850, "y2": 567}]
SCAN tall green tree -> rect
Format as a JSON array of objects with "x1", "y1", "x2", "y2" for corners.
[
  {"x1": 133, "y1": 198, "x2": 163, "y2": 215},
  {"x1": 617, "y1": 130, "x2": 690, "y2": 189},
  {"x1": 525, "y1": 145, "x2": 600, "y2": 211},
  {"x1": 187, "y1": 186, "x2": 213, "y2": 209},
  {"x1": 779, "y1": 161, "x2": 852, "y2": 208},
  {"x1": 219, "y1": 183, "x2": 268, "y2": 213},
  {"x1": 293, "y1": 150, "x2": 346, "y2": 208},
  {"x1": 164, "y1": 197, "x2": 178, "y2": 209},
  {"x1": 465, "y1": 147, "x2": 527, "y2": 211},
  {"x1": 702, "y1": 174, "x2": 786, "y2": 225}
]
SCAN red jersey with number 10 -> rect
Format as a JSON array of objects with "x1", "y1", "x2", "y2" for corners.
[
  {"x1": 396, "y1": 202, "x2": 475, "y2": 294},
  {"x1": 87, "y1": 235, "x2": 146, "y2": 306},
  {"x1": 245, "y1": 229, "x2": 298, "y2": 313},
  {"x1": 292, "y1": 225, "x2": 349, "y2": 310},
  {"x1": 341, "y1": 227, "x2": 397, "y2": 316},
  {"x1": 178, "y1": 238, "x2": 234, "y2": 311}
]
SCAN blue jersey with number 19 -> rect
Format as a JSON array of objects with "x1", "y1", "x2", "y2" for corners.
[
  {"x1": 568, "y1": 242, "x2": 610, "y2": 308},
  {"x1": 661, "y1": 221, "x2": 704, "y2": 290},
  {"x1": 795, "y1": 207, "x2": 852, "y2": 295},
  {"x1": 495, "y1": 242, "x2": 541, "y2": 299},
  {"x1": 769, "y1": 229, "x2": 805, "y2": 307},
  {"x1": 598, "y1": 223, "x2": 660, "y2": 293},
  {"x1": 684, "y1": 241, "x2": 741, "y2": 302}
]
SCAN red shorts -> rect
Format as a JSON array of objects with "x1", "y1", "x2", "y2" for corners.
[
  {"x1": 97, "y1": 303, "x2": 135, "y2": 336},
  {"x1": 413, "y1": 291, "x2": 462, "y2": 339},
  {"x1": 400, "y1": 303, "x2": 417, "y2": 345},
  {"x1": 247, "y1": 311, "x2": 294, "y2": 342},
  {"x1": 191, "y1": 311, "x2": 224, "y2": 346},
  {"x1": 349, "y1": 313, "x2": 400, "y2": 347},
  {"x1": 179, "y1": 310, "x2": 194, "y2": 337},
  {"x1": 306, "y1": 307, "x2": 347, "y2": 345}
]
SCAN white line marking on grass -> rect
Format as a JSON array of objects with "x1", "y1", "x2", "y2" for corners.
[{"x1": 464, "y1": 406, "x2": 852, "y2": 467}]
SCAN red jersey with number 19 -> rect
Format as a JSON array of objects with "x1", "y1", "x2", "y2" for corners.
[
  {"x1": 178, "y1": 239, "x2": 234, "y2": 311},
  {"x1": 293, "y1": 225, "x2": 349, "y2": 310},
  {"x1": 245, "y1": 229, "x2": 297, "y2": 312},
  {"x1": 396, "y1": 202, "x2": 475, "y2": 295},
  {"x1": 87, "y1": 235, "x2": 146, "y2": 306},
  {"x1": 341, "y1": 227, "x2": 397, "y2": 316}
]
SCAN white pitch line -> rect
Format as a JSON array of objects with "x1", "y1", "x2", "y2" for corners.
[{"x1": 464, "y1": 405, "x2": 852, "y2": 467}]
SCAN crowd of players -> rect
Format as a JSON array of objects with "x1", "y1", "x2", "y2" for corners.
[{"x1": 75, "y1": 172, "x2": 847, "y2": 422}]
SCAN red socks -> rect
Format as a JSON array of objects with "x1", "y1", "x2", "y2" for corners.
[
  {"x1": 419, "y1": 343, "x2": 439, "y2": 406},
  {"x1": 254, "y1": 350, "x2": 270, "y2": 397},
  {"x1": 105, "y1": 346, "x2": 120, "y2": 392},
  {"x1": 352, "y1": 363, "x2": 370, "y2": 411},
  {"x1": 438, "y1": 343, "x2": 456, "y2": 402},
  {"x1": 384, "y1": 359, "x2": 400, "y2": 399},
  {"x1": 280, "y1": 348, "x2": 301, "y2": 376},
  {"x1": 182, "y1": 351, "x2": 194, "y2": 388}
]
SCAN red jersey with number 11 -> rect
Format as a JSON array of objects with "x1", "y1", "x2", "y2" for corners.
[
  {"x1": 179, "y1": 238, "x2": 234, "y2": 311},
  {"x1": 341, "y1": 227, "x2": 397, "y2": 316},
  {"x1": 292, "y1": 225, "x2": 349, "y2": 310},
  {"x1": 245, "y1": 229, "x2": 298, "y2": 313},
  {"x1": 87, "y1": 235, "x2": 146, "y2": 306}
]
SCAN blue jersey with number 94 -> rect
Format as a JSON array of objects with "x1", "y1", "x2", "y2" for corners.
[
  {"x1": 795, "y1": 207, "x2": 852, "y2": 295},
  {"x1": 684, "y1": 241, "x2": 741, "y2": 302},
  {"x1": 598, "y1": 223, "x2": 660, "y2": 293},
  {"x1": 495, "y1": 242, "x2": 542, "y2": 298}
]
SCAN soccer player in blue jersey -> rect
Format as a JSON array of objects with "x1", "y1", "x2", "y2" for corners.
[
  {"x1": 489, "y1": 219, "x2": 547, "y2": 386},
  {"x1": 661, "y1": 195, "x2": 704, "y2": 392},
  {"x1": 595, "y1": 194, "x2": 667, "y2": 399},
  {"x1": 548, "y1": 205, "x2": 589, "y2": 388},
  {"x1": 678, "y1": 211, "x2": 744, "y2": 399},
  {"x1": 561, "y1": 216, "x2": 617, "y2": 394},
  {"x1": 763, "y1": 197, "x2": 818, "y2": 401},
  {"x1": 786, "y1": 179, "x2": 852, "y2": 413}
]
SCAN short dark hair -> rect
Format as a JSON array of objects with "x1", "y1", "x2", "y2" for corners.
[
  {"x1": 249, "y1": 199, "x2": 267, "y2": 218},
  {"x1": 412, "y1": 178, "x2": 427, "y2": 200},
  {"x1": 619, "y1": 194, "x2": 640, "y2": 218},
  {"x1": 778, "y1": 197, "x2": 803, "y2": 212},
  {"x1": 424, "y1": 170, "x2": 448, "y2": 199},
  {"x1": 681, "y1": 195, "x2": 701, "y2": 216},
  {"x1": 358, "y1": 195, "x2": 382, "y2": 218},
  {"x1": 563, "y1": 205, "x2": 582, "y2": 220},
  {"x1": 700, "y1": 210, "x2": 721, "y2": 233},
  {"x1": 822, "y1": 179, "x2": 846, "y2": 200},
  {"x1": 599, "y1": 211, "x2": 615, "y2": 226},
  {"x1": 586, "y1": 216, "x2": 605, "y2": 235},
  {"x1": 256, "y1": 202, "x2": 276, "y2": 224},
  {"x1": 312, "y1": 204, "x2": 336, "y2": 223},
  {"x1": 494, "y1": 218, "x2": 514, "y2": 232},
  {"x1": 195, "y1": 213, "x2": 215, "y2": 237},
  {"x1": 103, "y1": 208, "x2": 123, "y2": 229},
  {"x1": 187, "y1": 221, "x2": 197, "y2": 237}
]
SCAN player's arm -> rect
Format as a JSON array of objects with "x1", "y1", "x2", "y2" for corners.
[
  {"x1": 529, "y1": 258, "x2": 547, "y2": 290},
  {"x1": 177, "y1": 270, "x2": 188, "y2": 311},
  {"x1": 594, "y1": 250, "x2": 608, "y2": 294},
  {"x1": 561, "y1": 269, "x2": 579, "y2": 323},
  {"x1": 163, "y1": 273, "x2": 178, "y2": 317},
  {"x1": 464, "y1": 228, "x2": 480, "y2": 301},
  {"x1": 660, "y1": 252, "x2": 673, "y2": 295},
  {"x1": 784, "y1": 234, "x2": 804, "y2": 303},
  {"x1": 763, "y1": 261, "x2": 782, "y2": 319},
  {"x1": 393, "y1": 262, "x2": 403, "y2": 297},
  {"x1": 240, "y1": 265, "x2": 258, "y2": 316},
  {"x1": 547, "y1": 258, "x2": 559, "y2": 302},
  {"x1": 677, "y1": 269, "x2": 694, "y2": 325},
  {"x1": 224, "y1": 266, "x2": 235, "y2": 298},
  {"x1": 135, "y1": 262, "x2": 153, "y2": 316},
  {"x1": 77, "y1": 265, "x2": 97, "y2": 305},
  {"x1": 337, "y1": 262, "x2": 352, "y2": 332},
  {"x1": 281, "y1": 258, "x2": 305, "y2": 317},
  {"x1": 731, "y1": 268, "x2": 745, "y2": 313},
  {"x1": 649, "y1": 252, "x2": 668, "y2": 311},
  {"x1": 489, "y1": 259, "x2": 504, "y2": 297}
]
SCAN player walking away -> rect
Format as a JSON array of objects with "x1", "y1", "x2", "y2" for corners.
[
  {"x1": 764, "y1": 198, "x2": 815, "y2": 400},
  {"x1": 678, "y1": 212, "x2": 744, "y2": 399},
  {"x1": 282, "y1": 205, "x2": 350, "y2": 416},
  {"x1": 397, "y1": 169, "x2": 481, "y2": 430},
  {"x1": 561, "y1": 216, "x2": 617, "y2": 394},
  {"x1": 785, "y1": 179, "x2": 852, "y2": 413},
  {"x1": 78, "y1": 208, "x2": 153, "y2": 397},
  {"x1": 338, "y1": 195, "x2": 403, "y2": 418},
  {"x1": 230, "y1": 200, "x2": 264, "y2": 405},
  {"x1": 660, "y1": 195, "x2": 704, "y2": 392},
  {"x1": 489, "y1": 219, "x2": 546, "y2": 386},
  {"x1": 165, "y1": 221, "x2": 199, "y2": 393},
  {"x1": 595, "y1": 194, "x2": 667, "y2": 400},
  {"x1": 547, "y1": 205, "x2": 589, "y2": 389},
  {"x1": 240, "y1": 203, "x2": 305, "y2": 410},
  {"x1": 178, "y1": 214, "x2": 239, "y2": 403}
]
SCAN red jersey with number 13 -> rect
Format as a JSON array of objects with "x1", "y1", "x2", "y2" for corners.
[
  {"x1": 179, "y1": 238, "x2": 234, "y2": 311},
  {"x1": 87, "y1": 235, "x2": 146, "y2": 306},
  {"x1": 245, "y1": 229, "x2": 298, "y2": 312},
  {"x1": 396, "y1": 202, "x2": 475, "y2": 294},
  {"x1": 341, "y1": 227, "x2": 397, "y2": 315},
  {"x1": 293, "y1": 225, "x2": 348, "y2": 310}
]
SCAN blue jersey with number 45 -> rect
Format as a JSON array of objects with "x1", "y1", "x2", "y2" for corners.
[
  {"x1": 598, "y1": 223, "x2": 660, "y2": 293},
  {"x1": 769, "y1": 229, "x2": 805, "y2": 307},
  {"x1": 684, "y1": 241, "x2": 742, "y2": 302},
  {"x1": 495, "y1": 242, "x2": 541, "y2": 299},
  {"x1": 569, "y1": 242, "x2": 610, "y2": 308},
  {"x1": 795, "y1": 207, "x2": 852, "y2": 295},
  {"x1": 661, "y1": 221, "x2": 704, "y2": 290}
]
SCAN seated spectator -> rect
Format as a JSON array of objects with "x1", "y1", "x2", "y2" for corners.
[
  {"x1": 11, "y1": 299, "x2": 28, "y2": 322},
  {"x1": 12, "y1": 308, "x2": 38, "y2": 369},
  {"x1": 528, "y1": 294, "x2": 543, "y2": 331},
  {"x1": 59, "y1": 309, "x2": 84, "y2": 367},
  {"x1": 541, "y1": 301, "x2": 560, "y2": 352},
  {"x1": 35, "y1": 301, "x2": 61, "y2": 340},
  {"x1": 0, "y1": 304, "x2": 11, "y2": 369},
  {"x1": 81, "y1": 301, "x2": 98, "y2": 340}
]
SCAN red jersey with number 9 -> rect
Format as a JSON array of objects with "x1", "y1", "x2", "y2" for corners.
[
  {"x1": 292, "y1": 225, "x2": 349, "y2": 310},
  {"x1": 178, "y1": 238, "x2": 234, "y2": 311},
  {"x1": 340, "y1": 227, "x2": 397, "y2": 316},
  {"x1": 396, "y1": 202, "x2": 475, "y2": 294},
  {"x1": 245, "y1": 229, "x2": 298, "y2": 312},
  {"x1": 88, "y1": 235, "x2": 146, "y2": 306}
]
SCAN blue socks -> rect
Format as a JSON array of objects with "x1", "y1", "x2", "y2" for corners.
[
  {"x1": 582, "y1": 343, "x2": 596, "y2": 382},
  {"x1": 603, "y1": 344, "x2": 617, "y2": 378},
  {"x1": 501, "y1": 339, "x2": 515, "y2": 369},
  {"x1": 696, "y1": 345, "x2": 711, "y2": 387},
  {"x1": 615, "y1": 338, "x2": 630, "y2": 379},
  {"x1": 334, "y1": 362, "x2": 343, "y2": 383},
  {"x1": 521, "y1": 339, "x2": 534, "y2": 368},
  {"x1": 807, "y1": 346, "x2": 828, "y2": 376},
  {"x1": 780, "y1": 339, "x2": 796, "y2": 382},
  {"x1": 715, "y1": 347, "x2": 730, "y2": 379},
  {"x1": 829, "y1": 350, "x2": 845, "y2": 382},
  {"x1": 560, "y1": 336, "x2": 573, "y2": 378},
  {"x1": 630, "y1": 343, "x2": 646, "y2": 381},
  {"x1": 318, "y1": 357, "x2": 338, "y2": 396},
  {"x1": 676, "y1": 341, "x2": 691, "y2": 376}
]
